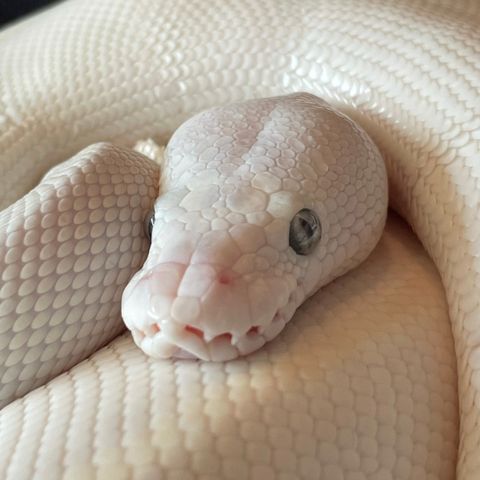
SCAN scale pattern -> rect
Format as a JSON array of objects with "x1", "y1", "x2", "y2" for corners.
[
  {"x1": 0, "y1": 144, "x2": 159, "y2": 407},
  {"x1": 0, "y1": 0, "x2": 478, "y2": 478},
  {"x1": 0, "y1": 216, "x2": 458, "y2": 480}
]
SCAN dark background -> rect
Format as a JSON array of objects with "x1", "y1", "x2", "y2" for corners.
[{"x1": 0, "y1": 0, "x2": 56, "y2": 27}]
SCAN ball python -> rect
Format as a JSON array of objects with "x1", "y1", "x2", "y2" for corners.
[{"x1": 0, "y1": 0, "x2": 478, "y2": 479}]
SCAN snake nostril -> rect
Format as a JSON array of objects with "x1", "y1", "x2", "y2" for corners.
[{"x1": 247, "y1": 326, "x2": 259, "y2": 335}]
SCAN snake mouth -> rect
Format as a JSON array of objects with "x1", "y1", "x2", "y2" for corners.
[
  {"x1": 124, "y1": 266, "x2": 301, "y2": 361},
  {"x1": 130, "y1": 309, "x2": 288, "y2": 361},
  {"x1": 132, "y1": 323, "x2": 262, "y2": 343}
]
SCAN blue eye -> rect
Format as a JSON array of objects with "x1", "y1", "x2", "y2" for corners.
[
  {"x1": 289, "y1": 208, "x2": 321, "y2": 255},
  {"x1": 144, "y1": 209, "x2": 155, "y2": 240}
]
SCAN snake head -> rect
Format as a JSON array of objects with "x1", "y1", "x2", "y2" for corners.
[{"x1": 122, "y1": 93, "x2": 387, "y2": 361}]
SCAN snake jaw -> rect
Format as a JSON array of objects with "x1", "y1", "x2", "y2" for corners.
[
  {"x1": 122, "y1": 256, "x2": 300, "y2": 361},
  {"x1": 128, "y1": 300, "x2": 293, "y2": 361}
]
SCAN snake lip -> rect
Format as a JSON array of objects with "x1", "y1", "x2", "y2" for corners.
[
  {"x1": 130, "y1": 300, "x2": 292, "y2": 360},
  {"x1": 134, "y1": 323, "x2": 262, "y2": 342},
  {"x1": 184, "y1": 324, "x2": 273, "y2": 344},
  {"x1": 133, "y1": 324, "x2": 161, "y2": 339}
]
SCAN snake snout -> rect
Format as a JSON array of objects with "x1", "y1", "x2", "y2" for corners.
[
  {"x1": 122, "y1": 256, "x2": 296, "y2": 361},
  {"x1": 122, "y1": 209, "x2": 306, "y2": 360}
]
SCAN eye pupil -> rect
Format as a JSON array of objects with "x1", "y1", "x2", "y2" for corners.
[
  {"x1": 289, "y1": 208, "x2": 321, "y2": 255},
  {"x1": 144, "y1": 210, "x2": 155, "y2": 240},
  {"x1": 301, "y1": 219, "x2": 313, "y2": 236}
]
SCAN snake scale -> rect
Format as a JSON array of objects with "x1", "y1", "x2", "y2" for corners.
[{"x1": 0, "y1": 0, "x2": 479, "y2": 479}]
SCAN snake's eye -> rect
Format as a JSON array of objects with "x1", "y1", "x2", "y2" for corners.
[
  {"x1": 289, "y1": 208, "x2": 321, "y2": 255},
  {"x1": 144, "y1": 209, "x2": 155, "y2": 241}
]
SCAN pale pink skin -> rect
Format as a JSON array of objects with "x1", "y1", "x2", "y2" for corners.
[{"x1": 121, "y1": 93, "x2": 388, "y2": 361}]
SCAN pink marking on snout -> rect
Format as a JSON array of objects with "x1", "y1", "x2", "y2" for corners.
[{"x1": 218, "y1": 272, "x2": 232, "y2": 285}]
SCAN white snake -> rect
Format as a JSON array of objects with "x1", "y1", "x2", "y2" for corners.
[{"x1": 0, "y1": 0, "x2": 479, "y2": 479}]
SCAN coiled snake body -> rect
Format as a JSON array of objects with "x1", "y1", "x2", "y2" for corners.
[{"x1": 0, "y1": 0, "x2": 479, "y2": 479}]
